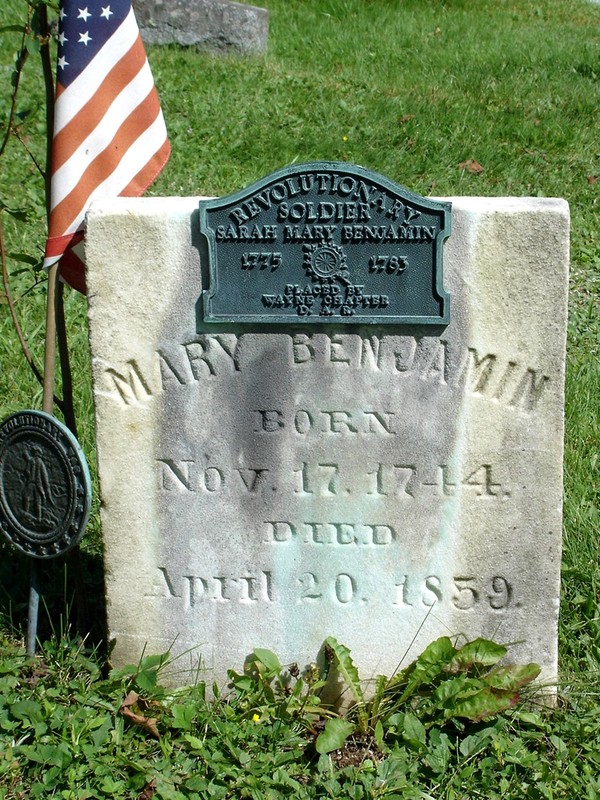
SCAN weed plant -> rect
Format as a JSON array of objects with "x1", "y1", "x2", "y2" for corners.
[
  {"x1": 0, "y1": 0, "x2": 599, "y2": 796},
  {"x1": 1, "y1": 635, "x2": 600, "y2": 799}
]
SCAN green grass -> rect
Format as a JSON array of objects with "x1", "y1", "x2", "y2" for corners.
[
  {"x1": 0, "y1": 0, "x2": 599, "y2": 795},
  {"x1": 1, "y1": 634, "x2": 599, "y2": 799}
]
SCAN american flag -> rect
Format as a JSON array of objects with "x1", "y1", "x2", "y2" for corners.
[{"x1": 43, "y1": 1, "x2": 170, "y2": 293}]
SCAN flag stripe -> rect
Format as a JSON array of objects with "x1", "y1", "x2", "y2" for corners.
[
  {"x1": 56, "y1": 242, "x2": 86, "y2": 295},
  {"x1": 44, "y1": 231, "x2": 84, "y2": 261},
  {"x1": 90, "y1": 111, "x2": 170, "y2": 198},
  {"x1": 120, "y1": 137, "x2": 171, "y2": 197},
  {"x1": 51, "y1": 39, "x2": 148, "y2": 175},
  {"x1": 51, "y1": 54, "x2": 155, "y2": 207},
  {"x1": 50, "y1": 105, "x2": 167, "y2": 237}
]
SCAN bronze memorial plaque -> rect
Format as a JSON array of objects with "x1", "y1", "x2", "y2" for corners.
[
  {"x1": 0, "y1": 411, "x2": 91, "y2": 559},
  {"x1": 200, "y1": 162, "x2": 451, "y2": 325}
]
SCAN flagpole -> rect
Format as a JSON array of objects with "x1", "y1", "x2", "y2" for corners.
[
  {"x1": 42, "y1": 274, "x2": 58, "y2": 416},
  {"x1": 26, "y1": 2, "x2": 58, "y2": 657},
  {"x1": 40, "y1": 0, "x2": 56, "y2": 418},
  {"x1": 40, "y1": 2, "x2": 90, "y2": 650}
]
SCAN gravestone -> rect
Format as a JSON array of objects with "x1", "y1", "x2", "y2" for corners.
[
  {"x1": 132, "y1": 0, "x2": 269, "y2": 54},
  {"x1": 85, "y1": 163, "x2": 569, "y2": 690}
]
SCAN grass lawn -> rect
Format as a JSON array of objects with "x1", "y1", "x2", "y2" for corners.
[{"x1": 0, "y1": 0, "x2": 599, "y2": 796}]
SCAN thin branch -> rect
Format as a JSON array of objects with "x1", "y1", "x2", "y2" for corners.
[
  {"x1": 0, "y1": 212, "x2": 43, "y2": 383},
  {"x1": 0, "y1": 210, "x2": 64, "y2": 412},
  {"x1": 0, "y1": 7, "x2": 30, "y2": 158},
  {"x1": 12, "y1": 128, "x2": 45, "y2": 179}
]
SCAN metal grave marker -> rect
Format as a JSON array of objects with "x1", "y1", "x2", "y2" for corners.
[
  {"x1": 0, "y1": 410, "x2": 92, "y2": 655},
  {"x1": 200, "y1": 163, "x2": 451, "y2": 324},
  {"x1": 0, "y1": 411, "x2": 91, "y2": 559}
]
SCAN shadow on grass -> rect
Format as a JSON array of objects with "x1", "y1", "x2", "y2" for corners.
[{"x1": 0, "y1": 538, "x2": 106, "y2": 657}]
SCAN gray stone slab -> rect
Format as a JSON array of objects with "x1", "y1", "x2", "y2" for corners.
[
  {"x1": 85, "y1": 191, "x2": 569, "y2": 691},
  {"x1": 132, "y1": 0, "x2": 268, "y2": 54}
]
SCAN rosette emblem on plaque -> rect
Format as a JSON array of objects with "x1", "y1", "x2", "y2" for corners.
[
  {"x1": 295, "y1": 243, "x2": 352, "y2": 317},
  {"x1": 303, "y1": 243, "x2": 349, "y2": 282}
]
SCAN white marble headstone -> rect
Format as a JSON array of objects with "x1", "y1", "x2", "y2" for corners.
[{"x1": 85, "y1": 189, "x2": 568, "y2": 689}]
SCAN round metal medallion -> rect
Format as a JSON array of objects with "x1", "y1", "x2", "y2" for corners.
[{"x1": 0, "y1": 411, "x2": 91, "y2": 559}]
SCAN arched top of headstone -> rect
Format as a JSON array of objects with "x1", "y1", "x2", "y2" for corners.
[{"x1": 133, "y1": 0, "x2": 269, "y2": 54}]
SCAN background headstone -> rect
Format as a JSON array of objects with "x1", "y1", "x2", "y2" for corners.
[
  {"x1": 132, "y1": 0, "x2": 269, "y2": 54},
  {"x1": 85, "y1": 187, "x2": 569, "y2": 691}
]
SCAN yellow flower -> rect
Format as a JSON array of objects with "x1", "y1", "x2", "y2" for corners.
[
  {"x1": 252, "y1": 713, "x2": 260, "y2": 723},
  {"x1": 342, "y1": 135, "x2": 348, "y2": 142}
]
